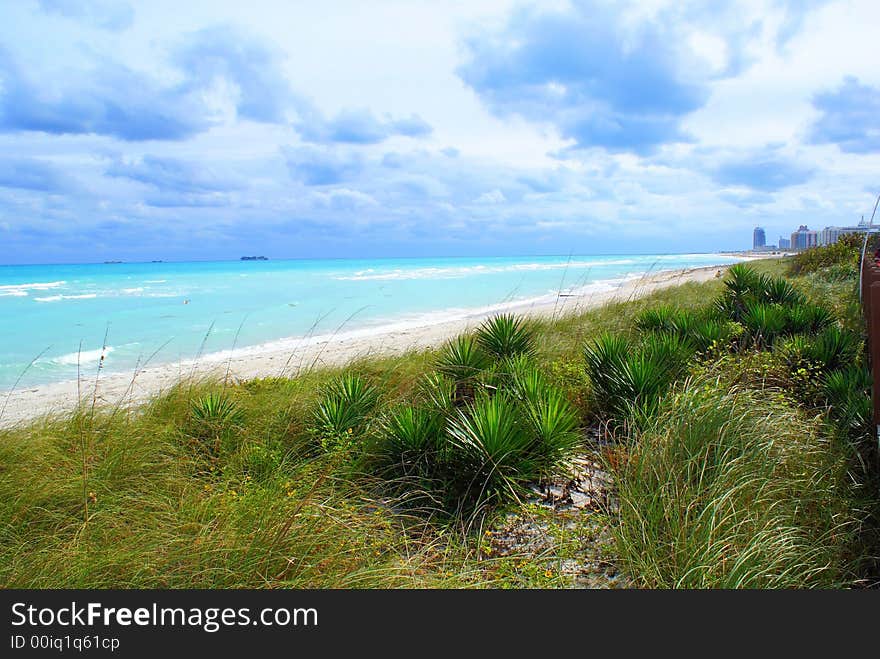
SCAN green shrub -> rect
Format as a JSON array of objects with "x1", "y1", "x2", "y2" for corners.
[
  {"x1": 475, "y1": 313, "x2": 536, "y2": 360},
  {"x1": 187, "y1": 392, "x2": 244, "y2": 460},
  {"x1": 804, "y1": 325, "x2": 861, "y2": 372},
  {"x1": 790, "y1": 233, "x2": 862, "y2": 276},
  {"x1": 312, "y1": 374, "x2": 380, "y2": 448},
  {"x1": 375, "y1": 405, "x2": 447, "y2": 483},
  {"x1": 635, "y1": 305, "x2": 677, "y2": 332}
]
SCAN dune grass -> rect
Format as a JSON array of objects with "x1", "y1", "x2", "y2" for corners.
[{"x1": 1, "y1": 256, "x2": 876, "y2": 588}]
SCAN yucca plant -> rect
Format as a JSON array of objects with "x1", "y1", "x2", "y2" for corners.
[
  {"x1": 417, "y1": 372, "x2": 456, "y2": 413},
  {"x1": 635, "y1": 305, "x2": 677, "y2": 333},
  {"x1": 375, "y1": 405, "x2": 447, "y2": 481},
  {"x1": 312, "y1": 373, "x2": 379, "y2": 447},
  {"x1": 188, "y1": 392, "x2": 244, "y2": 460},
  {"x1": 446, "y1": 394, "x2": 538, "y2": 504},
  {"x1": 436, "y1": 335, "x2": 491, "y2": 403},
  {"x1": 756, "y1": 274, "x2": 806, "y2": 306},
  {"x1": 785, "y1": 303, "x2": 835, "y2": 334},
  {"x1": 190, "y1": 392, "x2": 244, "y2": 428},
  {"x1": 741, "y1": 301, "x2": 788, "y2": 348},
  {"x1": 689, "y1": 318, "x2": 741, "y2": 352},
  {"x1": 822, "y1": 367, "x2": 872, "y2": 438},
  {"x1": 803, "y1": 325, "x2": 861, "y2": 372},
  {"x1": 584, "y1": 332, "x2": 690, "y2": 422},
  {"x1": 475, "y1": 313, "x2": 536, "y2": 360},
  {"x1": 518, "y1": 379, "x2": 581, "y2": 478}
]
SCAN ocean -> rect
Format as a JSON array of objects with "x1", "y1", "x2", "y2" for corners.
[{"x1": 0, "y1": 253, "x2": 743, "y2": 388}]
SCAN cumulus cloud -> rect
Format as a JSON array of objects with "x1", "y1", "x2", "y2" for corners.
[
  {"x1": 0, "y1": 158, "x2": 72, "y2": 192},
  {"x1": 0, "y1": 26, "x2": 296, "y2": 141},
  {"x1": 106, "y1": 155, "x2": 238, "y2": 192},
  {"x1": 37, "y1": 0, "x2": 134, "y2": 31},
  {"x1": 456, "y1": 1, "x2": 738, "y2": 152},
  {"x1": 282, "y1": 146, "x2": 363, "y2": 186},
  {"x1": 809, "y1": 77, "x2": 880, "y2": 154},
  {"x1": 711, "y1": 151, "x2": 815, "y2": 191},
  {"x1": 296, "y1": 107, "x2": 431, "y2": 144}
]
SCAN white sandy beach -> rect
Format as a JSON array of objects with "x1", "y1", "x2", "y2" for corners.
[{"x1": 0, "y1": 264, "x2": 737, "y2": 427}]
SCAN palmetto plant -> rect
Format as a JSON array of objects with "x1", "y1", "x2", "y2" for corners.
[
  {"x1": 635, "y1": 305, "x2": 677, "y2": 333},
  {"x1": 756, "y1": 274, "x2": 806, "y2": 307},
  {"x1": 376, "y1": 405, "x2": 446, "y2": 480},
  {"x1": 312, "y1": 374, "x2": 379, "y2": 444},
  {"x1": 584, "y1": 332, "x2": 691, "y2": 422},
  {"x1": 475, "y1": 313, "x2": 536, "y2": 360},
  {"x1": 802, "y1": 325, "x2": 861, "y2": 372},
  {"x1": 740, "y1": 301, "x2": 788, "y2": 347},
  {"x1": 784, "y1": 303, "x2": 835, "y2": 334},
  {"x1": 822, "y1": 366, "x2": 871, "y2": 438},
  {"x1": 190, "y1": 392, "x2": 244, "y2": 428},
  {"x1": 436, "y1": 335, "x2": 491, "y2": 403},
  {"x1": 188, "y1": 392, "x2": 245, "y2": 460},
  {"x1": 447, "y1": 394, "x2": 539, "y2": 502}
]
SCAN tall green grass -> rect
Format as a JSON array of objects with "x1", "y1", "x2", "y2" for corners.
[{"x1": 611, "y1": 379, "x2": 859, "y2": 588}]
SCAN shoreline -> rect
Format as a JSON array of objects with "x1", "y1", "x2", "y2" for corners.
[{"x1": 0, "y1": 263, "x2": 738, "y2": 426}]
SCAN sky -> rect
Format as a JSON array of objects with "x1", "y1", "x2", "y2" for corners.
[{"x1": 0, "y1": 0, "x2": 879, "y2": 264}]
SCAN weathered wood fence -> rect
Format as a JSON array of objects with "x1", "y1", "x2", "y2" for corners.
[{"x1": 861, "y1": 254, "x2": 880, "y2": 439}]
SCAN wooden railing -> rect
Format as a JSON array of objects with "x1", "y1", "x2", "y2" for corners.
[{"x1": 862, "y1": 255, "x2": 880, "y2": 438}]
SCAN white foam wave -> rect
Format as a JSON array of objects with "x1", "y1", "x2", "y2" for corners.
[
  {"x1": 34, "y1": 294, "x2": 98, "y2": 303},
  {"x1": 50, "y1": 347, "x2": 114, "y2": 366},
  {"x1": 334, "y1": 259, "x2": 637, "y2": 281},
  {"x1": 0, "y1": 280, "x2": 66, "y2": 296}
]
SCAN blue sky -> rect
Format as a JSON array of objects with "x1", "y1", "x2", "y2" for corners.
[{"x1": 0, "y1": 0, "x2": 878, "y2": 263}]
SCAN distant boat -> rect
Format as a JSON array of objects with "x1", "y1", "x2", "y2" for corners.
[
  {"x1": 103, "y1": 260, "x2": 123, "y2": 264},
  {"x1": 240, "y1": 256, "x2": 269, "y2": 261}
]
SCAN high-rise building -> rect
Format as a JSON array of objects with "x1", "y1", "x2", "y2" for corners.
[
  {"x1": 753, "y1": 227, "x2": 766, "y2": 250},
  {"x1": 818, "y1": 225, "x2": 876, "y2": 246},
  {"x1": 779, "y1": 236, "x2": 791, "y2": 250},
  {"x1": 790, "y1": 225, "x2": 818, "y2": 250}
]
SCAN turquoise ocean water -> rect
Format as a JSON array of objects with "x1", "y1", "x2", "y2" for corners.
[{"x1": 0, "y1": 254, "x2": 743, "y2": 388}]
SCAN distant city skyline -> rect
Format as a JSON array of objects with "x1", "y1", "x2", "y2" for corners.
[{"x1": 0, "y1": 1, "x2": 879, "y2": 264}]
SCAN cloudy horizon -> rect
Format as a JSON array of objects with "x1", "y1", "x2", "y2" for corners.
[{"x1": 1, "y1": 0, "x2": 878, "y2": 264}]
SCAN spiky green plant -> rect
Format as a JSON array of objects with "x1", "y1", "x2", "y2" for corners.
[
  {"x1": 375, "y1": 405, "x2": 447, "y2": 482},
  {"x1": 822, "y1": 367, "x2": 872, "y2": 439},
  {"x1": 190, "y1": 392, "x2": 244, "y2": 428},
  {"x1": 187, "y1": 392, "x2": 245, "y2": 461},
  {"x1": 446, "y1": 394, "x2": 537, "y2": 504},
  {"x1": 785, "y1": 303, "x2": 835, "y2": 334},
  {"x1": 804, "y1": 325, "x2": 861, "y2": 372},
  {"x1": 689, "y1": 318, "x2": 741, "y2": 352},
  {"x1": 756, "y1": 274, "x2": 806, "y2": 306},
  {"x1": 635, "y1": 305, "x2": 677, "y2": 332},
  {"x1": 436, "y1": 335, "x2": 490, "y2": 403},
  {"x1": 517, "y1": 378, "x2": 581, "y2": 477},
  {"x1": 475, "y1": 313, "x2": 536, "y2": 360},
  {"x1": 312, "y1": 373, "x2": 379, "y2": 446},
  {"x1": 584, "y1": 332, "x2": 690, "y2": 422},
  {"x1": 741, "y1": 301, "x2": 788, "y2": 347}
]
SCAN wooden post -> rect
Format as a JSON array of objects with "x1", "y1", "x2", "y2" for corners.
[{"x1": 870, "y1": 282, "x2": 880, "y2": 441}]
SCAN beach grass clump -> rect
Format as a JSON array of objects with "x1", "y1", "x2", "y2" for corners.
[{"x1": 610, "y1": 379, "x2": 859, "y2": 588}]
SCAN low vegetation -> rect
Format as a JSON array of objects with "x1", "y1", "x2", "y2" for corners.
[{"x1": 1, "y1": 250, "x2": 877, "y2": 588}]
